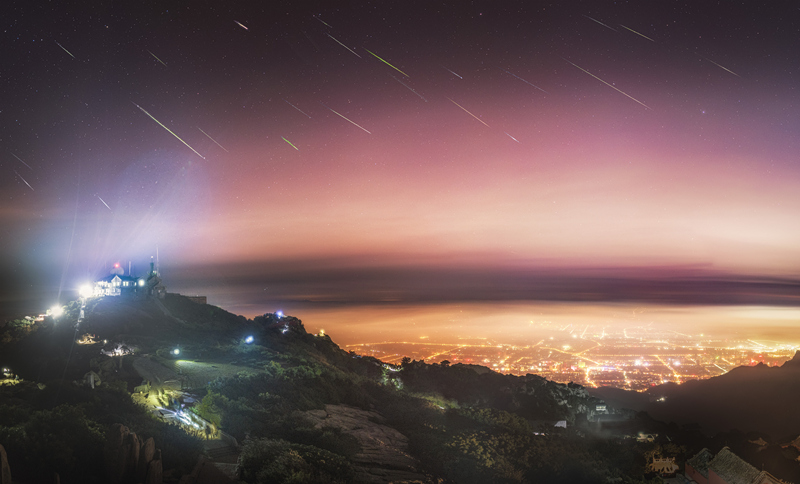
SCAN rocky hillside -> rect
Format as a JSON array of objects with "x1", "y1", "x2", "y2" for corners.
[{"x1": 1, "y1": 295, "x2": 661, "y2": 483}]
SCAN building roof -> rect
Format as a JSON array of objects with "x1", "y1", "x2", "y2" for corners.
[
  {"x1": 687, "y1": 448, "x2": 712, "y2": 478},
  {"x1": 688, "y1": 447, "x2": 786, "y2": 484},
  {"x1": 96, "y1": 274, "x2": 140, "y2": 283},
  {"x1": 708, "y1": 447, "x2": 766, "y2": 484}
]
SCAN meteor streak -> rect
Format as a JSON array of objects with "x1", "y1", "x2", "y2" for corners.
[
  {"x1": 148, "y1": 50, "x2": 167, "y2": 67},
  {"x1": 442, "y1": 66, "x2": 463, "y2": 79},
  {"x1": 314, "y1": 15, "x2": 332, "y2": 28},
  {"x1": 504, "y1": 132, "x2": 520, "y2": 143},
  {"x1": 55, "y1": 41, "x2": 75, "y2": 58},
  {"x1": 390, "y1": 75, "x2": 427, "y2": 102},
  {"x1": 198, "y1": 128, "x2": 229, "y2": 152},
  {"x1": 132, "y1": 102, "x2": 206, "y2": 159},
  {"x1": 619, "y1": 24, "x2": 655, "y2": 42},
  {"x1": 14, "y1": 170, "x2": 34, "y2": 191},
  {"x1": 562, "y1": 58, "x2": 651, "y2": 110},
  {"x1": 326, "y1": 34, "x2": 361, "y2": 58},
  {"x1": 10, "y1": 152, "x2": 32, "y2": 170},
  {"x1": 234, "y1": 20, "x2": 249, "y2": 30},
  {"x1": 363, "y1": 48, "x2": 408, "y2": 77},
  {"x1": 583, "y1": 15, "x2": 618, "y2": 32},
  {"x1": 497, "y1": 67, "x2": 548, "y2": 93},
  {"x1": 446, "y1": 98, "x2": 490, "y2": 127},
  {"x1": 96, "y1": 195, "x2": 111, "y2": 211},
  {"x1": 281, "y1": 137, "x2": 299, "y2": 150},
  {"x1": 698, "y1": 54, "x2": 741, "y2": 77},
  {"x1": 321, "y1": 103, "x2": 372, "y2": 134},
  {"x1": 282, "y1": 99, "x2": 311, "y2": 118}
]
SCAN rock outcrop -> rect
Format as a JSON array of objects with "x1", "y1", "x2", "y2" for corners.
[
  {"x1": 0, "y1": 444, "x2": 11, "y2": 484},
  {"x1": 104, "y1": 423, "x2": 163, "y2": 484},
  {"x1": 303, "y1": 404, "x2": 429, "y2": 484}
]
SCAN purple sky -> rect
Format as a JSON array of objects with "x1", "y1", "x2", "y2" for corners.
[{"x1": 1, "y1": 1, "x2": 799, "y2": 317}]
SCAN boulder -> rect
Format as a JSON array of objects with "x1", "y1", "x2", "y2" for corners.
[
  {"x1": 104, "y1": 424, "x2": 129, "y2": 483},
  {"x1": 0, "y1": 444, "x2": 11, "y2": 484},
  {"x1": 145, "y1": 450, "x2": 162, "y2": 484},
  {"x1": 124, "y1": 431, "x2": 140, "y2": 477},
  {"x1": 138, "y1": 437, "x2": 156, "y2": 482},
  {"x1": 105, "y1": 424, "x2": 161, "y2": 484},
  {"x1": 303, "y1": 404, "x2": 428, "y2": 483}
]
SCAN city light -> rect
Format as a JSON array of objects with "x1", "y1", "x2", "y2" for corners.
[
  {"x1": 245, "y1": 335, "x2": 254, "y2": 344},
  {"x1": 79, "y1": 284, "x2": 92, "y2": 298},
  {"x1": 50, "y1": 305, "x2": 64, "y2": 318},
  {"x1": 173, "y1": 348, "x2": 180, "y2": 356}
]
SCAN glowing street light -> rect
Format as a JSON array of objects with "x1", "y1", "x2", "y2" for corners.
[
  {"x1": 50, "y1": 305, "x2": 64, "y2": 318},
  {"x1": 244, "y1": 335, "x2": 254, "y2": 344},
  {"x1": 172, "y1": 348, "x2": 181, "y2": 356},
  {"x1": 79, "y1": 284, "x2": 92, "y2": 298}
]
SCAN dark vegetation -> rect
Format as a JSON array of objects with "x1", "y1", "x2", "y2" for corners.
[
  {"x1": 0, "y1": 380, "x2": 201, "y2": 483},
  {"x1": 3, "y1": 294, "x2": 800, "y2": 483}
]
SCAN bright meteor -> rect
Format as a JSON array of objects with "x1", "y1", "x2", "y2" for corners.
[
  {"x1": 234, "y1": 20, "x2": 249, "y2": 30},
  {"x1": 281, "y1": 137, "x2": 299, "y2": 150},
  {"x1": 55, "y1": 41, "x2": 75, "y2": 58},
  {"x1": 363, "y1": 48, "x2": 409, "y2": 77},
  {"x1": 327, "y1": 34, "x2": 361, "y2": 58},
  {"x1": 698, "y1": 54, "x2": 741, "y2": 77},
  {"x1": 14, "y1": 170, "x2": 34, "y2": 191},
  {"x1": 96, "y1": 195, "x2": 111, "y2": 211},
  {"x1": 562, "y1": 58, "x2": 651, "y2": 110},
  {"x1": 10, "y1": 152, "x2": 32, "y2": 171},
  {"x1": 619, "y1": 24, "x2": 655, "y2": 42},
  {"x1": 313, "y1": 15, "x2": 332, "y2": 28},
  {"x1": 148, "y1": 50, "x2": 167, "y2": 67},
  {"x1": 583, "y1": 15, "x2": 618, "y2": 32},
  {"x1": 446, "y1": 98, "x2": 490, "y2": 127},
  {"x1": 132, "y1": 102, "x2": 206, "y2": 159},
  {"x1": 442, "y1": 66, "x2": 463, "y2": 79},
  {"x1": 321, "y1": 104, "x2": 372, "y2": 134}
]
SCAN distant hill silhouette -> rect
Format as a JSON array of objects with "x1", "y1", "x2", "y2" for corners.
[{"x1": 590, "y1": 352, "x2": 800, "y2": 438}]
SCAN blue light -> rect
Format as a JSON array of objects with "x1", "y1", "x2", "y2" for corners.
[
  {"x1": 245, "y1": 335, "x2": 254, "y2": 344},
  {"x1": 276, "y1": 310, "x2": 284, "y2": 318}
]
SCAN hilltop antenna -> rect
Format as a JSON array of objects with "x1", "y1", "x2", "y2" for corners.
[
  {"x1": 128, "y1": 261, "x2": 131, "y2": 276},
  {"x1": 156, "y1": 245, "x2": 160, "y2": 276}
]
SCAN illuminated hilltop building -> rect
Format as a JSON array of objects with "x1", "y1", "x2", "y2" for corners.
[{"x1": 93, "y1": 257, "x2": 166, "y2": 299}]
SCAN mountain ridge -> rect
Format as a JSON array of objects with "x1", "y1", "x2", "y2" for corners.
[{"x1": 590, "y1": 350, "x2": 800, "y2": 438}]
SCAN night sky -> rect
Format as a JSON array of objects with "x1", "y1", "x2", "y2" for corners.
[{"x1": 2, "y1": 1, "x2": 800, "y2": 317}]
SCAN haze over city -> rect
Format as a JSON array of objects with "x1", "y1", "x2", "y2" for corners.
[{"x1": 2, "y1": 1, "x2": 799, "y2": 347}]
